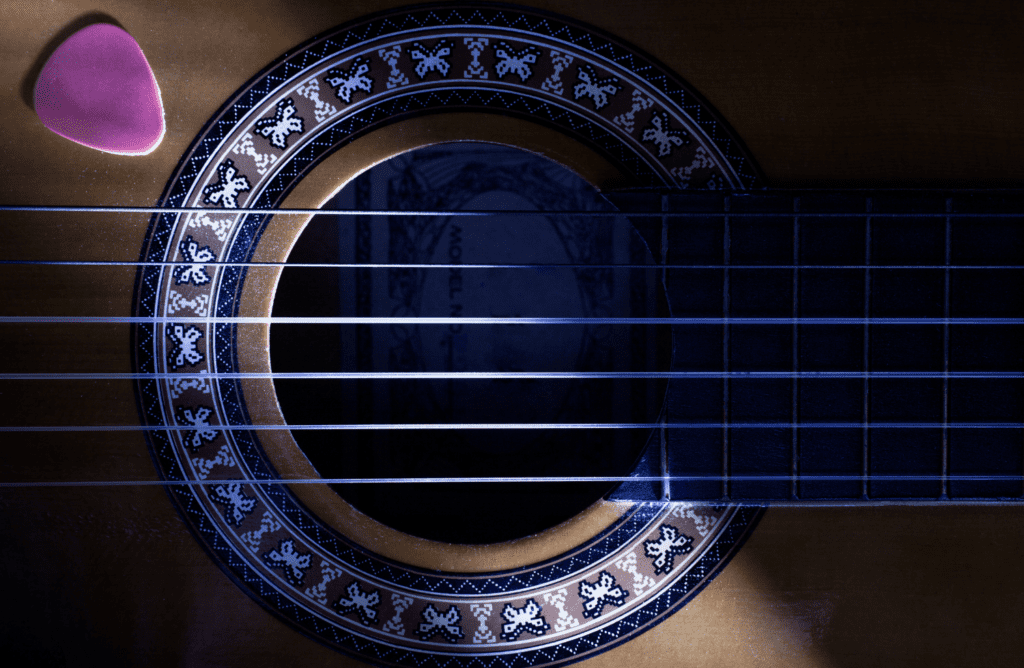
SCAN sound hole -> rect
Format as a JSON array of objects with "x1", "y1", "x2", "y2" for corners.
[{"x1": 271, "y1": 143, "x2": 670, "y2": 543}]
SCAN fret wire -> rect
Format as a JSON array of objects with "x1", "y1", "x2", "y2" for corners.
[
  {"x1": 722, "y1": 195, "x2": 731, "y2": 501},
  {"x1": 2, "y1": 371, "x2": 1020, "y2": 380},
  {"x1": 863, "y1": 198, "x2": 872, "y2": 499},
  {"x1": 792, "y1": 196, "x2": 800, "y2": 500},
  {"x1": 942, "y1": 197, "x2": 952, "y2": 499},
  {"x1": 2, "y1": 260, "x2": 1019, "y2": 269},
  {"x1": 1, "y1": 316, "x2": 1018, "y2": 324},
  {"x1": 2, "y1": 204, "x2": 1023, "y2": 218},
  {"x1": 660, "y1": 421, "x2": 670, "y2": 500},
  {"x1": 660, "y1": 194, "x2": 671, "y2": 501},
  {"x1": 3, "y1": 422, "x2": 1018, "y2": 433}
]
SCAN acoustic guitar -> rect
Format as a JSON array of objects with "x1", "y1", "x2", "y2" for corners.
[{"x1": 2, "y1": 1, "x2": 1022, "y2": 666}]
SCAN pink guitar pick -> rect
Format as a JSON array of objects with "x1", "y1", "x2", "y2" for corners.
[{"x1": 33, "y1": 23, "x2": 164, "y2": 155}]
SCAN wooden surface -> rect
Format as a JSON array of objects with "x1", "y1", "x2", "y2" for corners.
[{"x1": 2, "y1": 1, "x2": 1023, "y2": 666}]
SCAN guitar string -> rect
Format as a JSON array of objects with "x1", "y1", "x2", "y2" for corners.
[
  {"x1": 3, "y1": 260, "x2": 1020, "y2": 269},
  {"x1": 4, "y1": 371, "x2": 1020, "y2": 379},
  {"x1": 1, "y1": 317, "x2": 1019, "y2": 324},
  {"x1": 2, "y1": 423, "x2": 1020, "y2": 433},
  {"x1": 2, "y1": 476, "x2": 1024, "y2": 490},
  {"x1": 2, "y1": 204, "x2": 1024, "y2": 217}
]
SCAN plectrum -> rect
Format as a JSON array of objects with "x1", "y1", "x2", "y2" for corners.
[{"x1": 33, "y1": 23, "x2": 164, "y2": 155}]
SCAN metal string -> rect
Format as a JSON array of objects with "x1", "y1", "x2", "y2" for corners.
[
  {"x1": 1, "y1": 204, "x2": 1023, "y2": 218},
  {"x1": 2, "y1": 475, "x2": 1024, "y2": 490},
  {"x1": 2, "y1": 260, "x2": 1019, "y2": 269},
  {"x1": 3, "y1": 371, "x2": 1019, "y2": 380},
  {"x1": 1, "y1": 422, "x2": 1020, "y2": 433},
  {"x1": 1, "y1": 316, "x2": 1019, "y2": 324}
]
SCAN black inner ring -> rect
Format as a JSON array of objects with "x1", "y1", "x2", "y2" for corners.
[{"x1": 271, "y1": 143, "x2": 670, "y2": 543}]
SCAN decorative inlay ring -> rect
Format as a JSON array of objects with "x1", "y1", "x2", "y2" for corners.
[{"x1": 132, "y1": 4, "x2": 762, "y2": 665}]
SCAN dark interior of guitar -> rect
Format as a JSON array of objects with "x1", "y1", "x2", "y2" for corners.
[{"x1": 272, "y1": 143, "x2": 671, "y2": 543}]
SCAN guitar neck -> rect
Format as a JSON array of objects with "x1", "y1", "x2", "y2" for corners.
[{"x1": 605, "y1": 189, "x2": 1023, "y2": 504}]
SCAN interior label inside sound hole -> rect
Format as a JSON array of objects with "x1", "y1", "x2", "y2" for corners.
[{"x1": 271, "y1": 143, "x2": 670, "y2": 543}]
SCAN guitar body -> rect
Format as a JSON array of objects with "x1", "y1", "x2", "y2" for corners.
[{"x1": 2, "y1": 1, "x2": 1023, "y2": 666}]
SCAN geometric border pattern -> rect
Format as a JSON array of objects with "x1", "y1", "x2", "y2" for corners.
[{"x1": 131, "y1": 4, "x2": 763, "y2": 665}]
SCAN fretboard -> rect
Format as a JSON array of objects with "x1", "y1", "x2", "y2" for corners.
[{"x1": 606, "y1": 189, "x2": 1023, "y2": 503}]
